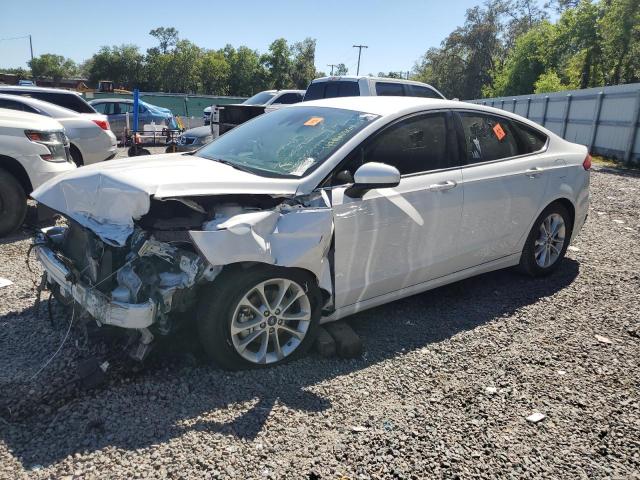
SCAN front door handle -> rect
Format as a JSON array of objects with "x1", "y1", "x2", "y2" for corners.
[
  {"x1": 524, "y1": 167, "x2": 545, "y2": 177},
  {"x1": 428, "y1": 180, "x2": 457, "y2": 192}
]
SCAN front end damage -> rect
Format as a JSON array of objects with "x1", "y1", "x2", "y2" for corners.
[{"x1": 33, "y1": 192, "x2": 334, "y2": 361}]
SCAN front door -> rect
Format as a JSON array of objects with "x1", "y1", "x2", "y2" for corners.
[{"x1": 329, "y1": 111, "x2": 464, "y2": 309}]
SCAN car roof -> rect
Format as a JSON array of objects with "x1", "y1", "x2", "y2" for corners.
[
  {"x1": 0, "y1": 107, "x2": 64, "y2": 130},
  {"x1": 90, "y1": 98, "x2": 131, "y2": 103},
  {"x1": 0, "y1": 85, "x2": 83, "y2": 96},
  {"x1": 0, "y1": 93, "x2": 81, "y2": 118},
  {"x1": 296, "y1": 96, "x2": 551, "y2": 127}
]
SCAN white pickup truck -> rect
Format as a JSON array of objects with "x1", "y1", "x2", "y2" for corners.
[{"x1": 0, "y1": 108, "x2": 76, "y2": 236}]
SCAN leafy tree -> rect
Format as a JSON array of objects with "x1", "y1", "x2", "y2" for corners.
[
  {"x1": 334, "y1": 63, "x2": 348, "y2": 76},
  {"x1": 290, "y1": 38, "x2": 317, "y2": 89},
  {"x1": 200, "y1": 50, "x2": 231, "y2": 95},
  {"x1": 225, "y1": 45, "x2": 268, "y2": 96},
  {"x1": 149, "y1": 27, "x2": 179, "y2": 54},
  {"x1": 599, "y1": 0, "x2": 640, "y2": 84},
  {"x1": 87, "y1": 45, "x2": 145, "y2": 89},
  {"x1": 534, "y1": 70, "x2": 570, "y2": 92},
  {"x1": 29, "y1": 54, "x2": 77, "y2": 85},
  {"x1": 263, "y1": 38, "x2": 292, "y2": 89},
  {"x1": 164, "y1": 40, "x2": 202, "y2": 93}
]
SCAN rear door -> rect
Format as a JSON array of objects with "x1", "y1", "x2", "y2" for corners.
[
  {"x1": 329, "y1": 111, "x2": 464, "y2": 308},
  {"x1": 453, "y1": 110, "x2": 553, "y2": 268}
]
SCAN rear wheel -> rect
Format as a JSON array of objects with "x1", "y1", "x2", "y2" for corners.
[
  {"x1": 70, "y1": 145, "x2": 83, "y2": 166},
  {"x1": 0, "y1": 170, "x2": 27, "y2": 237},
  {"x1": 197, "y1": 266, "x2": 321, "y2": 370},
  {"x1": 519, "y1": 203, "x2": 572, "y2": 276}
]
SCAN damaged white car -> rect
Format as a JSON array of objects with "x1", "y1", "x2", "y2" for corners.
[{"x1": 32, "y1": 97, "x2": 590, "y2": 369}]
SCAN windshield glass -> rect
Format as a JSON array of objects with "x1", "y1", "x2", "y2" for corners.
[
  {"x1": 196, "y1": 106, "x2": 379, "y2": 177},
  {"x1": 243, "y1": 92, "x2": 277, "y2": 105}
]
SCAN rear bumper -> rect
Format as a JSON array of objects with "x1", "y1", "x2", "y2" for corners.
[{"x1": 35, "y1": 237, "x2": 156, "y2": 329}]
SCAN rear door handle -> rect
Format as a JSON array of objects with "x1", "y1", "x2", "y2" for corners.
[
  {"x1": 428, "y1": 180, "x2": 457, "y2": 192},
  {"x1": 525, "y1": 167, "x2": 545, "y2": 177}
]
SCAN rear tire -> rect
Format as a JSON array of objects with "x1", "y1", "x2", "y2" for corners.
[
  {"x1": 519, "y1": 202, "x2": 572, "y2": 277},
  {"x1": 197, "y1": 266, "x2": 321, "y2": 370},
  {"x1": 0, "y1": 170, "x2": 28, "y2": 237},
  {"x1": 70, "y1": 145, "x2": 83, "y2": 167}
]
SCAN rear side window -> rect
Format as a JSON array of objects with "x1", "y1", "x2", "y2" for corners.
[
  {"x1": 0, "y1": 98, "x2": 39, "y2": 114},
  {"x1": 457, "y1": 112, "x2": 519, "y2": 163},
  {"x1": 303, "y1": 81, "x2": 359, "y2": 101},
  {"x1": 512, "y1": 122, "x2": 547, "y2": 153},
  {"x1": 375, "y1": 82, "x2": 405, "y2": 96},
  {"x1": 407, "y1": 84, "x2": 442, "y2": 99},
  {"x1": 28, "y1": 92, "x2": 96, "y2": 113}
]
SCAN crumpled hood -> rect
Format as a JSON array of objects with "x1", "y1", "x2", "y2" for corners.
[{"x1": 32, "y1": 153, "x2": 299, "y2": 246}]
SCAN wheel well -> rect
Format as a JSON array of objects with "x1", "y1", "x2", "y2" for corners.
[
  {"x1": 549, "y1": 198, "x2": 575, "y2": 233},
  {"x1": 69, "y1": 143, "x2": 83, "y2": 166},
  {"x1": 0, "y1": 155, "x2": 33, "y2": 194}
]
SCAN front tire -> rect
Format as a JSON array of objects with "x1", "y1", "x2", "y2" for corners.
[
  {"x1": 519, "y1": 202, "x2": 572, "y2": 277},
  {"x1": 197, "y1": 266, "x2": 322, "y2": 370},
  {"x1": 0, "y1": 170, "x2": 28, "y2": 237}
]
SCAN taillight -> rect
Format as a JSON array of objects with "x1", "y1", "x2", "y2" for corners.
[
  {"x1": 92, "y1": 119, "x2": 110, "y2": 130},
  {"x1": 583, "y1": 153, "x2": 592, "y2": 170}
]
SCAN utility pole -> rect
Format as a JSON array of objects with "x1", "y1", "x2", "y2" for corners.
[
  {"x1": 29, "y1": 34, "x2": 33, "y2": 63},
  {"x1": 327, "y1": 64, "x2": 337, "y2": 75},
  {"x1": 352, "y1": 44, "x2": 368, "y2": 75}
]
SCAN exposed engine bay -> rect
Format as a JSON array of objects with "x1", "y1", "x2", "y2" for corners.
[{"x1": 34, "y1": 192, "x2": 334, "y2": 360}]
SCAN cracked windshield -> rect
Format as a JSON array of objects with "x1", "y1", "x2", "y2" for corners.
[{"x1": 196, "y1": 106, "x2": 378, "y2": 177}]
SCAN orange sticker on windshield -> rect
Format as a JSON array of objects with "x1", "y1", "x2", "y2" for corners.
[
  {"x1": 493, "y1": 123, "x2": 506, "y2": 141},
  {"x1": 304, "y1": 117, "x2": 324, "y2": 126}
]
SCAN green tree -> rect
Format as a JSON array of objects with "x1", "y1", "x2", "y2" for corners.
[
  {"x1": 225, "y1": 45, "x2": 268, "y2": 95},
  {"x1": 165, "y1": 40, "x2": 202, "y2": 93},
  {"x1": 88, "y1": 45, "x2": 145, "y2": 89},
  {"x1": 290, "y1": 38, "x2": 316, "y2": 89},
  {"x1": 334, "y1": 63, "x2": 348, "y2": 76},
  {"x1": 599, "y1": 0, "x2": 640, "y2": 84},
  {"x1": 263, "y1": 38, "x2": 292, "y2": 89},
  {"x1": 149, "y1": 27, "x2": 179, "y2": 54},
  {"x1": 200, "y1": 50, "x2": 231, "y2": 95},
  {"x1": 29, "y1": 54, "x2": 77, "y2": 85},
  {"x1": 534, "y1": 70, "x2": 570, "y2": 92}
]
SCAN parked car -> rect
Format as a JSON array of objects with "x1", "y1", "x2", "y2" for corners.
[
  {"x1": 89, "y1": 98, "x2": 178, "y2": 141},
  {"x1": 303, "y1": 76, "x2": 445, "y2": 101},
  {"x1": 0, "y1": 94, "x2": 117, "y2": 166},
  {"x1": 18, "y1": 80, "x2": 36, "y2": 86},
  {"x1": 174, "y1": 125, "x2": 213, "y2": 152},
  {"x1": 203, "y1": 90, "x2": 304, "y2": 126},
  {"x1": 0, "y1": 108, "x2": 75, "y2": 236},
  {"x1": 32, "y1": 97, "x2": 589, "y2": 369},
  {"x1": 0, "y1": 86, "x2": 98, "y2": 114}
]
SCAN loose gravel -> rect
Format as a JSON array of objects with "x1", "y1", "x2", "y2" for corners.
[{"x1": 0, "y1": 160, "x2": 638, "y2": 479}]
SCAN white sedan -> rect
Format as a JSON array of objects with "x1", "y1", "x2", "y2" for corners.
[
  {"x1": 32, "y1": 97, "x2": 590, "y2": 369},
  {"x1": 0, "y1": 94, "x2": 117, "y2": 166}
]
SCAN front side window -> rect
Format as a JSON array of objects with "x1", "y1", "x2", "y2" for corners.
[
  {"x1": 512, "y1": 122, "x2": 547, "y2": 153},
  {"x1": 273, "y1": 93, "x2": 302, "y2": 104},
  {"x1": 339, "y1": 113, "x2": 452, "y2": 178},
  {"x1": 458, "y1": 112, "x2": 519, "y2": 163},
  {"x1": 375, "y1": 82, "x2": 405, "y2": 96},
  {"x1": 196, "y1": 106, "x2": 379, "y2": 177}
]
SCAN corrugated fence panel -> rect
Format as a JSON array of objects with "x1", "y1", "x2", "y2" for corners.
[{"x1": 468, "y1": 83, "x2": 640, "y2": 163}]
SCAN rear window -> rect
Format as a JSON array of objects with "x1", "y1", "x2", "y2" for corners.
[
  {"x1": 407, "y1": 84, "x2": 443, "y2": 99},
  {"x1": 303, "y1": 81, "x2": 359, "y2": 101},
  {"x1": 0, "y1": 90, "x2": 96, "y2": 113}
]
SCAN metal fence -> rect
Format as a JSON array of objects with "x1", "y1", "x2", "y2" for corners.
[{"x1": 468, "y1": 83, "x2": 640, "y2": 164}]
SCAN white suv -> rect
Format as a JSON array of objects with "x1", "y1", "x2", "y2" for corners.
[
  {"x1": 0, "y1": 108, "x2": 76, "y2": 236},
  {"x1": 303, "y1": 76, "x2": 445, "y2": 101}
]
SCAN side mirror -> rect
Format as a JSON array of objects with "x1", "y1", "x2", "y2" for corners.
[{"x1": 345, "y1": 162, "x2": 400, "y2": 198}]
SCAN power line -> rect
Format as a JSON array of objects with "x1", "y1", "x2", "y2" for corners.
[{"x1": 352, "y1": 44, "x2": 368, "y2": 76}]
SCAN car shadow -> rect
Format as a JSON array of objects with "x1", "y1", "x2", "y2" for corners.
[{"x1": 0, "y1": 259, "x2": 580, "y2": 467}]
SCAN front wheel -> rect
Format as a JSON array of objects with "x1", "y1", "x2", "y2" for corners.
[
  {"x1": 519, "y1": 203, "x2": 572, "y2": 277},
  {"x1": 197, "y1": 266, "x2": 321, "y2": 370}
]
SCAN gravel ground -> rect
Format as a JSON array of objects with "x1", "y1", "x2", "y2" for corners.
[{"x1": 0, "y1": 159, "x2": 638, "y2": 479}]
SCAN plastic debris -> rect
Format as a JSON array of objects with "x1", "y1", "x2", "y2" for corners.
[
  {"x1": 485, "y1": 386, "x2": 498, "y2": 395},
  {"x1": 350, "y1": 425, "x2": 368, "y2": 432},
  {"x1": 595, "y1": 334, "x2": 613, "y2": 344},
  {"x1": 612, "y1": 219, "x2": 625, "y2": 224},
  {"x1": 567, "y1": 246, "x2": 580, "y2": 252},
  {"x1": 0, "y1": 278, "x2": 12, "y2": 288},
  {"x1": 526, "y1": 412, "x2": 546, "y2": 423}
]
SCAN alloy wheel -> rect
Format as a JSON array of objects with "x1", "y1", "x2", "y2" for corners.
[
  {"x1": 230, "y1": 278, "x2": 312, "y2": 365},
  {"x1": 534, "y1": 213, "x2": 566, "y2": 268}
]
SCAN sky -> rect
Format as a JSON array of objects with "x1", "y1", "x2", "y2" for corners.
[{"x1": 1, "y1": 0, "x2": 482, "y2": 76}]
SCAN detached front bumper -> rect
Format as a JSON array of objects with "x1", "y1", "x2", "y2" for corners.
[{"x1": 35, "y1": 239, "x2": 157, "y2": 329}]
